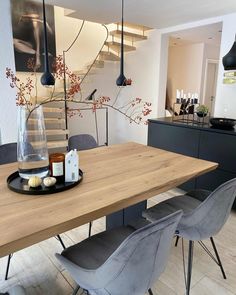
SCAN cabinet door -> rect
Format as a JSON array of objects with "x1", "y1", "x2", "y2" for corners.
[
  {"x1": 148, "y1": 122, "x2": 200, "y2": 157},
  {"x1": 148, "y1": 122, "x2": 200, "y2": 191},
  {"x1": 199, "y1": 131, "x2": 236, "y2": 173},
  {"x1": 196, "y1": 168, "x2": 236, "y2": 191}
]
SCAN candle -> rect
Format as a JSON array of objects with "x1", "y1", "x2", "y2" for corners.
[{"x1": 176, "y1": 89, "x2": 180, "y2": 99}]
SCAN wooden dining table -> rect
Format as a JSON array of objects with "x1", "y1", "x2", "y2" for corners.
[{"x1": 0, "y1": 142, "x2": 218, "y2": 258}]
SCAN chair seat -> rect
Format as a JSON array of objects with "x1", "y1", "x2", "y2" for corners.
[
  {"x1": 143, "y1": 194, "x2": 201, "y2": 222},
  {"x1": 186, "y1": 189, "x2": 212, "y2": 201},
  {"x1": 5, "y1": 286, "x2": 26, "y2": 295},
  {"x1": 62, "y1": 226, "x2": 135, "y2": 270}
]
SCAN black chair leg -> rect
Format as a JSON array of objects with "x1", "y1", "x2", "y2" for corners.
[
  {"x1": 186, "y1": 241, "x2": 194, "y2": 295},
  {"x1": 57, "y1": 235, "x2": 66, "y2": 250},
  {"x1": 175, "y1": 236, "x2": 180, "y2": 247},
  {"x1": 148, "y1": 288, "x2": 154, "y2": 295},
  {"x1": 5, "y1": 253, "x2": 13, "y2": 280},
  {"x1": 72, "y1": 285, "x2": 80, "y2": 295},
  {"x1": 89, "y1": 222, "x2": 92, "y2": 237},
  {"x1": 210, "y1": 237, "x2": 227, "y2": 279}
]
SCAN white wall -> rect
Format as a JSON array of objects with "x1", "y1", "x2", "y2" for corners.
[
  {"x1": 214, "y1": 13, "x2": 236, "y2": 119},
  {"x1": 68, "y1": 29, "x2": 160, "y2": 145},
  {"x1": 167, "y1": 43, "x2": 205, "y2": 105},
  {"x1": 0, "y1": 0, "x2": 17, "y2": 144}
]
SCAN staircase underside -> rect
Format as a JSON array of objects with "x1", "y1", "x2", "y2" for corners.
[{"x1": 40, "y1": 21, "x2": 152, "y2": 151}]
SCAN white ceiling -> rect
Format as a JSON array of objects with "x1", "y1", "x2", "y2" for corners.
[
  {"x1": 169, "y1": 22, "x2": 223, "y2": 47},
  {"x1": 39, "y1": 0, "x2": 236, "y2": 28}
]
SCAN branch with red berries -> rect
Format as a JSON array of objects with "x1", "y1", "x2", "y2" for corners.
[{"x1": 6, "y1": 57, "x2": 152, "y2": 124}]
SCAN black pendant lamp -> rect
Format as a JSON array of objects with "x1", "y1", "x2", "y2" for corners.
[
  {"x1": 41, "y1": 0, "x2": 55, "y2": 86},
  {"x1": 223, "y1": 34, "x2": 236, "y2": 71},
  {"x1": 116, "y1": 0, "x2": 127, "y2": 86}
]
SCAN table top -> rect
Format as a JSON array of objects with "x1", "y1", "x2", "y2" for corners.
[{"x1": 0, "y1": 142, "x2": 218, "y2": 257}]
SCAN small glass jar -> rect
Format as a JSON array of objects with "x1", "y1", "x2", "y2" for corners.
[{"x1": 49, "y1": 153, "x2": 65, "y2": 183}]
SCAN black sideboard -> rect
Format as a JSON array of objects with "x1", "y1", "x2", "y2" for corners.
[{"x1": 148, "y1": 117, "x2": 236, "y2": 209}]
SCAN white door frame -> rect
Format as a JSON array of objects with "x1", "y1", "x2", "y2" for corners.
[{"x1": 202, "y1": 58, "x2": 219, "y2": 107}]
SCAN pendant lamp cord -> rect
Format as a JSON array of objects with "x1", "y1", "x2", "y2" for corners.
[
  {"x1": 120, "y1": 0, "x2": 124, "y2": 76},
  {"x1": 42, "y1": 0, "x2": 49, "y2": 72}
]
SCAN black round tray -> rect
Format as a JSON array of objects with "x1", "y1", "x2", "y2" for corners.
[
  {"x1": 7, "y1": 169, "x2": 83, "y2": 195},
  {"x1": 210, "y1": 117, "x2": 236, "y2": 130}
]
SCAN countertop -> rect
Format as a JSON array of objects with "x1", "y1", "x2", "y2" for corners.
[{"x1": 149, "y1": 116, "x2": 236, "y2": 136}]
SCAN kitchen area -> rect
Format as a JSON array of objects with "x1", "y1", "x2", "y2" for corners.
[{"x1": 151, "y1": 21, "x2": 236, "y2": 209}]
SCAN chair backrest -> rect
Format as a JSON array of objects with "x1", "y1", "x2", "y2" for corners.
[
  {"x1": 0, "y1": 143, "x2": 17, "y2": 165},
  {"x1": 68, "y1": 134, "x2": 98, "y2": 151},
  {"x1": 96, "y1": 211, "x2": 183, "y2": 295},
  {"x1": 179, "y1": 178, "x2": 236, "y2": 240}
]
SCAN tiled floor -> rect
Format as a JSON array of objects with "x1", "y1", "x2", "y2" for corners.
[{"x1": 0, "y1": 189, "x2": 236, "y2": 295}]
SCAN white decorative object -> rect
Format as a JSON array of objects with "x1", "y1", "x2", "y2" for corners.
[
  {"x1": 176, "y1": 89, "x2": 180, "y2": 99},
  {"x1": 65, "y1": 149, "x2": 79, "y2": 182},
  {"x1": 43, "y1": 177, "x2": 57, "y2": 187},
  {"x1": 28, "y1": 176, "x2": 42, "y2": 188}
]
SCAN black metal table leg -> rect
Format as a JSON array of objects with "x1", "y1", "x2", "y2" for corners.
[
  {"x1": 89, "y1": 222, "x2": 92, "y2": 237},
  {"x1": 5, "y1": 253, "x2": 13, "y2": 280}
]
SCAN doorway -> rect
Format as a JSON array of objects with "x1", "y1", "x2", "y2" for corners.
[{"x1": 203, "y1": 59, "x2": 219, "y2": 114}]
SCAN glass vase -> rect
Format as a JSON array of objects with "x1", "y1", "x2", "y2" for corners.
[{"x1": 17, "y1": 105, "x2": 49, "y2": 179}]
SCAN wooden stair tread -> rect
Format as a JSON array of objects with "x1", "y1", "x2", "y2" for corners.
[
  {"x1": 105, "y1": 41, "x2": 136, "y2": 53},
  {"x1": 74, "y1": 69, "x2": 97, "y2": 76},
  {"x1": 28, "y1": 129, "x2": 69, "y2": 136},
  {"x1": 99, "y1": 51, "x2": 120, "y2": 61},
  {"x1": 86, "y1": 60, "x2": 104, "y2": 69},
  {"x1": 29, "y1": 118, "x2": 65, "y2": 124},
  {"x1": 116, "y1": 22, "x2": 152, "y2": 32},
  {"x1": 47, "y1": 140, "x2": 68, "y2": 149},
  {"x1": 43, "y1": 107, "x2": 64, "y2": 113},
  {"x1": 110, "y1": 30, "x2": 148, "y2": 42},
  {"x1": 32, "y1": 140, "x2": 68, "y2": 149}
]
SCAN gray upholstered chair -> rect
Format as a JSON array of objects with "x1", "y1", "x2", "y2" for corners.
[
  {"x1": 0, "y1": 143, "x2": 66, "y2": 280},
  {"x1": 0, "y1": 286, "x2": 26, "y2": 295},
  {"x1": 0, "y1": 143, "x2": 17, "y2": 164},
  {"x1": 68, "y1": 134, "x2": 98, "y2": 151},
  {"x1": 56, "y1": 211, "x2": 183, "y2": 295},
  {"x1": 142, "y1": 178, "x2": 236, "y2": 295},
  {"x1": 68, "y1": 134, "x2": 98, "y2": 237}
]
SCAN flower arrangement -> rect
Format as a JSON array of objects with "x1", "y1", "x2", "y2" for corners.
[{"x1": 6, "y1": 56, "x2": 152, "y2": 124}]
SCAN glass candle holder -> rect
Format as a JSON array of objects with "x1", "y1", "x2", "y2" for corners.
[{"x1": 49, "y1": 153, "x2": 65, "y2": 183}]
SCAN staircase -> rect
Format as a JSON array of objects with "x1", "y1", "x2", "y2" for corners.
[
  {"x1": 40, "y1": 22, "x2": 152, "y2": 151},
  {"x1": 40, "y1": 103, "x2": 69, "y2": 152}
]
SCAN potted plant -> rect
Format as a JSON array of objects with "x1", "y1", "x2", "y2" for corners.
[{"x1": 196, "y1": 104, "x2": 209, "y2": 117}]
